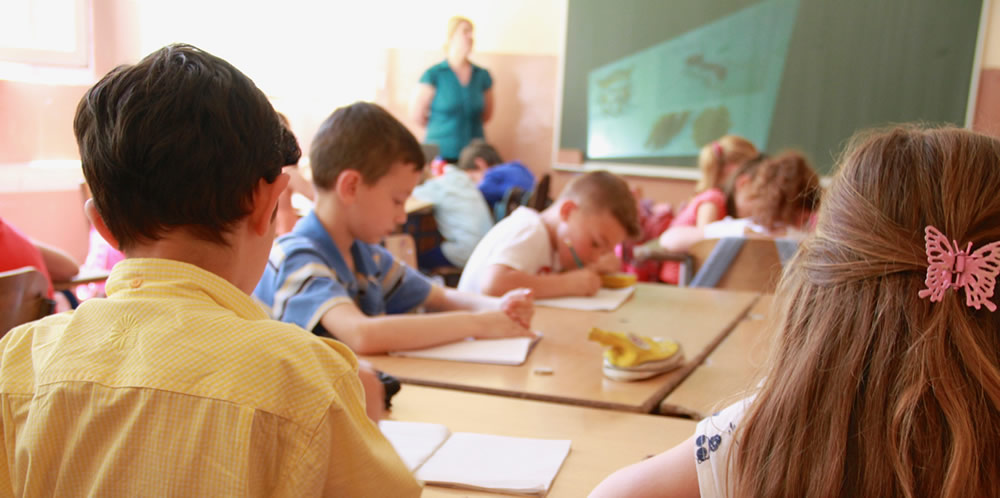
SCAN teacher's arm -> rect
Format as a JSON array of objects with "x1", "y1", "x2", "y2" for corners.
[
  {"x1": 482, "y1": 87, "x2": 495, "y2": 124},
  {"x1": 409, "y1": 83, "x2": 436, "y2": 127}
]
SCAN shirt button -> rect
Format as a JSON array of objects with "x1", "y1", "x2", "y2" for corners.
[{"x1": 130, "y1": 278, "x2": 143, "y2": 288}]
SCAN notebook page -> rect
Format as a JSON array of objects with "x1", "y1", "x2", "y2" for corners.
[
  {"x1": 388, "y1": 336, "x2": 541, "y2": 365},
  {"x1": 378, "y1": 420, "x2": 451, "y2": 472},
  {"x1": 415, "y1": 432, "x2": 571, "y2": 495},
  {"x1": 535, "y1": 286, "x2": 636, "y2": 311}
]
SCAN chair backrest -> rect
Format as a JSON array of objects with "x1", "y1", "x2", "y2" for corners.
[
  {"x1": 527, "y1": 173, "x2": 552, "y2": 211},
  {"x1": 383, "y1": 233, "x2": 418, "y2": 269},
  {"x1": 688, "y1": 238, "x2": 793, "y2": 293},
  {"x1": 0, "y1": 267, "x2": 53, "y2": 336},
  {"x1": 493, "y1": 186, "x2": 529, "y2": 222}
]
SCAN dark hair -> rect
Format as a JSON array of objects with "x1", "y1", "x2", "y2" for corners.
[
  {"x1": 559, "y1": 170, "x2": 641, "y2": 239},
  {"x1": 457, "y1": 139, "x2": 503, "y2": 171},
  {"x1": 74, "y1": 44, "x2": 299, "y2": 250},
  {"x1": 309, "y1": 102, "x2": 424, "y2": 189}
]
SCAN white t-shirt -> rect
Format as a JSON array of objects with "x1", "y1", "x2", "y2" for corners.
[
  {"x1": 411, "y1": 165, "x2": 494, "y2": 267},
  {"x1": 457, "y1": 207, "x2": 559, "y2": 293},
  {"x1": 694, "y1": 397, "x2": 754, "y2": 498}
]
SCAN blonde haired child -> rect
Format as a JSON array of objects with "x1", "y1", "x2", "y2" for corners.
[{"x1": 592, "y1": 126, "x2": 1000, "y2": 497}]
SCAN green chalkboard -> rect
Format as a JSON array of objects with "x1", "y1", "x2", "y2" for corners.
[{"x1": 560, "y1": 0, "x2": 983, "y2": 174}]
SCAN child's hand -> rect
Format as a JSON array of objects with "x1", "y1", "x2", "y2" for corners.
[
  {"x1": 564, "y1": 268, "x2": 602, "y2": 296},
  {"x1": 476, "y1": 311, "x2": 537, "y2": 339},
  {"x1": 499, "y1": 288, "x2": 534, "y2": 329},
  {"x1": 590, "y1": 252, "x2": 622, "y2": 274}
]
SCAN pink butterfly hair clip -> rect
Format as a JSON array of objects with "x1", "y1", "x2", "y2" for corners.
[{"x1": 918, "y1": 225, "x2": 1000, "y2": 312}]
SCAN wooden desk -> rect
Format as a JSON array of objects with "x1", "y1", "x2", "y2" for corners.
[
  {"x1": 659, "y1": 295, "x2": 775, "y2": 419},
  {"x1": 387, "y1": 385, "x2": 697, "y2": 498},
  {"x1": 405, "y1": 196, "x2": 434, "y2": 215},
  {"x1": 364, "y1": 284, "x2": 758, "y2": 413},
  {"x1": 52, "y1": 268, "x2": 110, "y2": 291}
]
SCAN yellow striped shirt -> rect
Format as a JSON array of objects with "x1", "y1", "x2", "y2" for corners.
[{"x1": 0, "y1": 258, "x2": 420, "y2": 497}]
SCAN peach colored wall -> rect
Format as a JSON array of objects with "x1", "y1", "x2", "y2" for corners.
[
  {"x1": 0, "y1": 81, "x2": 86, "y2": 163},
  {"x1": 376, "y1": 48, "x2": 558, "y2": 177},
  {"x1": 0, "y1": 190, "x2": 89, "y2": 262}
]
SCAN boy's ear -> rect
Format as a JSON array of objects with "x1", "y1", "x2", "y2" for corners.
[
  {"x1": 558, "y1": 199, "x2": 577, "y2": 221},
  {"x1": 84, "y1": 199, "x2": 122, "y2": 251},
  {"x1": 250, "y1": 173, "x2": 290, "y2": 236},
  {"x1": 335, "y1": 169, "x2": 363, "y2": 203},
  {"x1": 473, "y1": 157, "x2": 489, "y2": 172}
]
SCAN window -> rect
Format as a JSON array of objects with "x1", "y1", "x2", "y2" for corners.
[{"x1": 0, "y1": 0, "x2": 90, "y2": 67}]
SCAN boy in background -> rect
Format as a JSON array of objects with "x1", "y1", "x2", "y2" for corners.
[
  {"x1": 410, "y1": 140, "x2": 496, "y2": 269},
  {"x1": 254, "y1": 102, "x2": 534, "y2": 355},
  {"x1": 458, "y1": 171, "x2": 640, "y2": 298},
  {"x1": 0, "y1": 45, "x2": 419, "y2": 496}
]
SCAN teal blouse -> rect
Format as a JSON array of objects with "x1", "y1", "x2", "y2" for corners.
[{"x1": 419, "y1": 60, "x2": 493, "y2": 160}]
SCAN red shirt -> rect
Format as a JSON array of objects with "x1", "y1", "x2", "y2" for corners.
[{"x1": 0, "y1": 218, "x2": 53, "y2": 297}]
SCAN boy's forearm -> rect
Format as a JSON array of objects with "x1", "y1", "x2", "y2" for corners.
[
  {"x1": 423, "y1": 285, "x2": 499, "y2": 312},
  {"x1": 483, "y1": 268, "x2": 574, "y2": 299},
  {"x1": 348, "y1": 313, "x2": 488, "y2": 354}
]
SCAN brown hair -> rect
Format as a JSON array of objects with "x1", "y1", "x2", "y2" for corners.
[
  {"x1": 75, "y1": 44, "x2": 299, "y2": 250},
  {"x1": 559, "y1": 171, "x2": 641, "y2": 239},
  {"x1": 696, "y1": 135, "x2": 759, "y2": 192},
  {"x1": 457, "y1": 139, "x2": 503, "y2": 171},
  {"x1": 732, "y1": 126, "x2": 1000, "y2": 497},
  {"x1": 309, "y1": 102, "x2": 424, "y2": 190},
  {"x1": 723, "y1": 151, "x2": 820, "y2": 230}
]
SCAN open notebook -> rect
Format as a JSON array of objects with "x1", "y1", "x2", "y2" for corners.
[
  {"x1": 388, "y1": 335, "x2": 541, "y2": 365},
  {"x1": 379, "y1": 420, "x2": 571, "y2": 495},
  {"x1": 535, "y1": 286, "x2": 636, "y2": 311}
]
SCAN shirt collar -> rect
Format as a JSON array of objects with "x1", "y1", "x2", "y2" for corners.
[
  {"x1": 105, "y1": 258, "x2": 269, "y2": 321},
  {"x1": 292, "y1": 210, "x2": 376, "y2": 288}
]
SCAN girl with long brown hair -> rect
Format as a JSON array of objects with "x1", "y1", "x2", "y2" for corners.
[{"x1": 592, "y1": 125, "x2": 1000, "y2": 497}]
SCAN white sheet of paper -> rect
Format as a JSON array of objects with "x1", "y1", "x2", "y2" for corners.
[
  {"x1": 414, "y1": 432, "x2": 572, "y2": 495},
  {"x1": 378, "y1": 420, "x2": 451, "y2": 472},
  {"x1": 535, "y1": 286, "x2": 636, "y2": 311},
  {"x1": 388, "y1": 336, "x2": 541, "y2": 365}
]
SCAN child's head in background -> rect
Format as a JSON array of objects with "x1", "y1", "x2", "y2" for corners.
[
  {"x1": 696, "y1": 135, "x2": 759, "y2": 193},
  {"x1": 734, "y1": 126, "x2": 1000, "y2": 497},
  {"x1": 75, "y1": 43, "x2": 299, "y2": 253},
  {"x1": 309, "y1": 102, "x2": 425, "y2": 244},
  {"x1": 723, "y1": 151, "x2": 820, "y2": 231},
  {"x1": 456, "y1": 139, "x2": 503, "y2": 183},
  {"x1": 549, "y1": 171, "x2": 641, "y2": 269}
]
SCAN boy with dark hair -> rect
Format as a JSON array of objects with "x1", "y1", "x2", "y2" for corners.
[
  {"x1": 0, "y1": 44, "x2": 420, "y2": 496},
  {"x1": 254, "y1": 102, "x2": 535, "y2": 355},
  {"x1": 460, "y1": 140, "x2": 536, "y2": 208},
  {"x1": 459, "y1": 170, "x2": 641, "y2": 298}
]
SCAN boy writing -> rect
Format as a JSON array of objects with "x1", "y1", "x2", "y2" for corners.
[
  {"x1": 254, "y1": 102, "x2": 534, "y2": 355},
  {"x1": 458, "y1": 171, "x2": 641, "y2": 298},
  {"x1": 0, "y1": 45, "x2": 420, "y2": 496}
]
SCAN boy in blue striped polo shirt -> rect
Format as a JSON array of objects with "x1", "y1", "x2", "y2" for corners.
[{"x1": 254, "y1": 102, "x2": 535, "y2": 354}]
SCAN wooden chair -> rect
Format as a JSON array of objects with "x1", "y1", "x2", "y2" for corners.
[
  {"x1": 635, "y1": 237, "x2": 795, "y2": 292},
  {"x1": 0, "y1": 267, "x2": 54, "y2": 336},
  {"x1": 383, "y1": 233, "x2": 418, "y2": 269},
  {"x1": 686, "y1": 237, "x2": 794, "y2": 293}
]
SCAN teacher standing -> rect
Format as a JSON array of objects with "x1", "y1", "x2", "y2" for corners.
[{"x1": 410, "y1": 16, "x2": 495, "y2": 163}]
